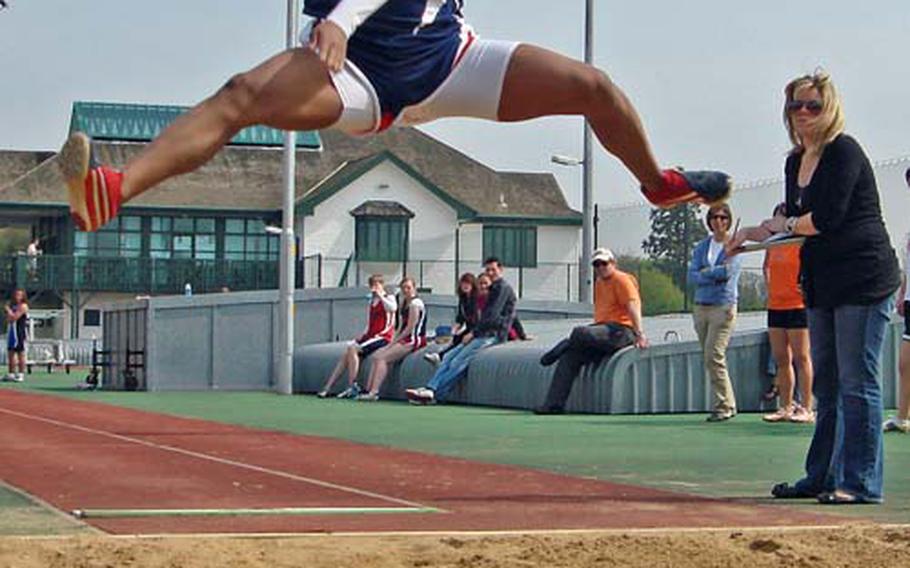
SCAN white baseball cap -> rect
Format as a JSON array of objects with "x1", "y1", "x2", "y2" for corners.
[{"x1": 591, "y1": 248, "x2": 615, "y2": 265}]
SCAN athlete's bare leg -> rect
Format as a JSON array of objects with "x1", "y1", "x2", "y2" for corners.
[
  {"x1": 120, "y1": 48, "x2": 342, "y2": 201},
  {"x1": 498, "y1": 45, "x2": 665, "y2": 192}
]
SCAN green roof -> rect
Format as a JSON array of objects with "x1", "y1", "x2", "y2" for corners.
[{"x1": 69, "y1": 101, "x2": 321, "y2": 149}]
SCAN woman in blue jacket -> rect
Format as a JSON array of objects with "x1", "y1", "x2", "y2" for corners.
[{"x1": 689, "y1": 203, "x2": 743, "y2": 422}]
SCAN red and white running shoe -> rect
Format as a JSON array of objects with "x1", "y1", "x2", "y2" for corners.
[
  {"x1": 57, "y1": 132, "x2": 123, "y2": 232},
  {"x1": 642, "y1": 169, "x2": 732, "y2": 208}
]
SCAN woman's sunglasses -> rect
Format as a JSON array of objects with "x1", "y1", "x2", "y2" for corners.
[
  {"x1": 786, "y1": 100, "x2": 823, "y2": 115},
  {"x1": 708, "y1": 214, "x2": 730, "y2": 221}
]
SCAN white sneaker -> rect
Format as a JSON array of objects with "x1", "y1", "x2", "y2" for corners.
[
  {"x1": 11, "y1": 373, "x2": 24, "y2": 383},
  {"x1": 423, "y1": 352, "x2": 441, "y2": 366},
  {"x1": 356, "y1": 392, "x2": 379, "y2": 402},
  {"x1": 405, "y1": 387, "x2": 435, "y2": 405},
  {"x1": 336, "y1": 384, "x2": 362, "y2": 399},
  {"x1": 1, "y1": 373, "x2": 13, "y2": 382},
  {"x1": 883, "y1": 416, "x2": 910, "y2": 433}
]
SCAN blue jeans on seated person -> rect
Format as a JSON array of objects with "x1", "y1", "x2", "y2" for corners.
[
  {"x1": 426, "y1": 336, "x2": 499, "y2": 401},
  {"x1": 793, "y1": 297, "x2": 893, "y2": 502}
]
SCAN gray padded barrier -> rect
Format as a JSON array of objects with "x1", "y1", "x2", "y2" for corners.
[{"x1": 295, "y1": 322, "x2": 902, "y2": 415}]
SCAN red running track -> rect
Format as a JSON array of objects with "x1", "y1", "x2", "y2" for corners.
[{"x1": 0, "y1": 389, "x2": 846, "y2": 535}]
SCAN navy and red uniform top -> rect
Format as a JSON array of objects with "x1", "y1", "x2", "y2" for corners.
[
  {"x1": 358, "y1": 294, "x2": 396, "y2": 343},
  {"x1": 304, "y1": 0, "x2": 471, "y2": 129}
]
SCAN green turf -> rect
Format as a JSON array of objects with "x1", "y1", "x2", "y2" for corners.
[
  {"x1": 3, "y1": 372, "x2": 909, "y2": 525},
  {"x1": 0, "y1": 482, "x2": 88, "y2": 536}
]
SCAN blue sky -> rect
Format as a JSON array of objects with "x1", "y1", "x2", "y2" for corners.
[{"x1": 1, "y1": 1, "x2": 908, "y2": 207}]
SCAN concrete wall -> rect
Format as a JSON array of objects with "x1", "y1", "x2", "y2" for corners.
[
  {"x1": 102, "y1": 288, "x2": 591, "y2": 391},
  {"x1": 62, "y1": 291, "x2": 137, "y2": 340}
]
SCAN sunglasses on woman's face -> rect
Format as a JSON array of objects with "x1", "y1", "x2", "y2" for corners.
[
  {"x1": 709, "y1": 215, "x2": 730, "y2": 221},
  {"x1": 786, "y1": 99, "x2": 823, "y2": 115}
]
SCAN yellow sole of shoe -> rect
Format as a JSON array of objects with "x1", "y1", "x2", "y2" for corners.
[{"x1": 57, "y1": 132, "x2": 92, "y2": 230}]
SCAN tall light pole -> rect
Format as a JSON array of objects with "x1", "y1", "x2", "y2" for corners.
[
  {"x1": 580, "y1": 0, "x2": 594, "y2": 304},
  {"x1": 277, "y1": 0, "x2": 299, "y2": 395}
]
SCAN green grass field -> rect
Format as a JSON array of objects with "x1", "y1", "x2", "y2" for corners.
[{"x1": 2, "y1": 371, "x2": 909, "y2": 534}]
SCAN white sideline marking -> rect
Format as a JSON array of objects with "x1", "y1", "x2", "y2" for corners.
[{"x1": 0, "y1": 407, "x2": 439, "y2": 511}]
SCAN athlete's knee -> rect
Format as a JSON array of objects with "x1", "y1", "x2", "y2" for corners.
[
  {"x1": 214, "y1": 72, "x2": 259, "y2": 124},
  {"x1": 572, "y1": 67, "x2": 621, "y2": 112}
]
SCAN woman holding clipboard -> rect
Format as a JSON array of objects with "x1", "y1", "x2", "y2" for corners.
[{"x1": 730, "y1": 71, "x2": 900, "y2": 504}]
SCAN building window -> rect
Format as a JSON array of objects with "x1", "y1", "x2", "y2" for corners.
[
  {"x1": 74, "y1": 215, "x2": 142, "y2": 257},
  {"x1": 355, "y1": 217, "x2": 408, "y2": 262},
  {"x1": 150, "y1": 216, "x2": 233, "y2": 260},
  {"x1": 483, "y1": 226, "x2": 537, "y2": 268},
  {"x1": 83, "y1": 309, "x2": 101, "y2": 327},
  {"x1": 224, "y1": 219, "x2": 279, "y2": 261}
]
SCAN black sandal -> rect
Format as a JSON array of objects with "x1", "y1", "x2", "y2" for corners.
[
  {"x1": 771, "y1": 482, "x2": 817, "y2": 499},
  {"x1": 763, "y1": 384, "x2": 780, "y2": 401}
]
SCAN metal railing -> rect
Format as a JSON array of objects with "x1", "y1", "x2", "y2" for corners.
[{"x1": 1, "y1": 254, "x2": 280, "y2": 295}]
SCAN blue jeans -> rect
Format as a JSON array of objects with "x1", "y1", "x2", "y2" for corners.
[
  {"x1": 794, "y1": 297, "x2": 893, "y2": 502},
  {"x1": 426, "y1": 336, "x2": 499, "y2": 401}
]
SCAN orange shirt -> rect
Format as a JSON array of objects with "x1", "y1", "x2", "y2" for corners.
[
  {"x1": 766, "y1": 243, "x2": 805, "y2": 310},
  {"x1": 594, "y1": 269, "x2": 640, "y2": 327}
]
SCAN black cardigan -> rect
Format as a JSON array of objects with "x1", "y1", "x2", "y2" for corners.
[{"x1": 785, "y1": 134, "x2": 900, "y2": 308}]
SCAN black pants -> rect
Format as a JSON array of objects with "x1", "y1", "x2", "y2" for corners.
[{"x1": 541, "y1": 323, "x2": 636, "y2": 410}]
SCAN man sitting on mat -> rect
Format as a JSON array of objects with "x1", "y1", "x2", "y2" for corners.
[{"x1": 535, "y1": 249, "x2": 649, "y2": 414}]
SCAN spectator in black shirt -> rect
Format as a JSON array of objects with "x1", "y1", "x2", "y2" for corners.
[
  {"x1": 406, "y1": 258, "x2": 516, "y2": 404},
  {"x1": 731, "y1": 71, "x2": 900, "y2": 505}
]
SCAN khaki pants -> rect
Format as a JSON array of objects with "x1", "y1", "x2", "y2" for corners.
[{"x1": 693, "y1": 304, "x2": 737, "y2": 413}]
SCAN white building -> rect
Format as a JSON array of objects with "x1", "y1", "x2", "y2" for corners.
[{"x1": 296, "y1": 129, "x2": 583, "y2": 301}]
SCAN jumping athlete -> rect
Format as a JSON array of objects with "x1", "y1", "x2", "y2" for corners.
[{"x1": 58, "y1": 0, "x2": 731, "y2": 231}]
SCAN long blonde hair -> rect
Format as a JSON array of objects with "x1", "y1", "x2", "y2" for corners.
[{"x1": 783, "y1": 70, "x2": 845, "y2": 153}]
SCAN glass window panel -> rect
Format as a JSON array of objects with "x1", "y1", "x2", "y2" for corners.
[
  {"x1": 225, "y1": 219, "x2": 245, "y2": 234},
  {"x1": 121, "y1": 216, "x2": 141, "y2": 231},
  {"x1": 173, "y1": 218, "x2": 194, "y2": 232},
  {"x1": 196, "y1": 218, "x2": 215, "y2": 233},
  {"x1": 150, "y1": 250, "x2": 171, "y2": 259},
  {"x1": 121, "y1": 233, "x2": 141, "y2": 250},
  {"x1": 150, "y1": 234, "x2": 170, "y2": 251},
  {"x1": 224, "y1": 251, "x2": 245, "y2": 260},
  {"x1": 151, "y1": 217, "x2": 171, "y2": 232},
  {"x1": 195, "y1": 235, "x2": 216, "y2": 260},
  {"x1": 173, "y1": 235, "x2": 193, "y2": 259},
  {"x1": 98, "y1": 218, "x2": 119, "y2": 232},
  {"x1": 225, "y1": 235, "x2": 245, "y2": 252},
  {"x1": 96, "y1": 232, "x2": 118, "y2": 249},
  {"x1": 246, "y1": 219, "x2": 265, "y2": 234},
  {"x1": 74, "y1": 232, "x2": 89, "y2": 249}
]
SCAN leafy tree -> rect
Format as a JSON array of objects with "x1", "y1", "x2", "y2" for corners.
[
  {"x1": 641, "y1": 204, "x2": 707, "y2": 296},
  {"x1": 617, "y1": 256, "x2": 685, "y2": 316}
]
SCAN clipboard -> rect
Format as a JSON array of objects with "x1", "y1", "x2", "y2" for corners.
[{"x1": 735, "y1": 232, "x2": 806, "y2": 253}]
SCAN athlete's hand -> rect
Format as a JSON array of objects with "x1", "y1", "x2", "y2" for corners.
[{"x1": 310, "y1": 20, "x2": 347, "y2": 73}]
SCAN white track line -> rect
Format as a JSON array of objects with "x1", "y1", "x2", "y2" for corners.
[{"x1": 0, "y1": 407, "x2": 439, "y2": 512}]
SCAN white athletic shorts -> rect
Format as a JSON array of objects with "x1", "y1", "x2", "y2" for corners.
[{"x1": 300, "y1": 24, "x2": 519, "y2": 135}]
